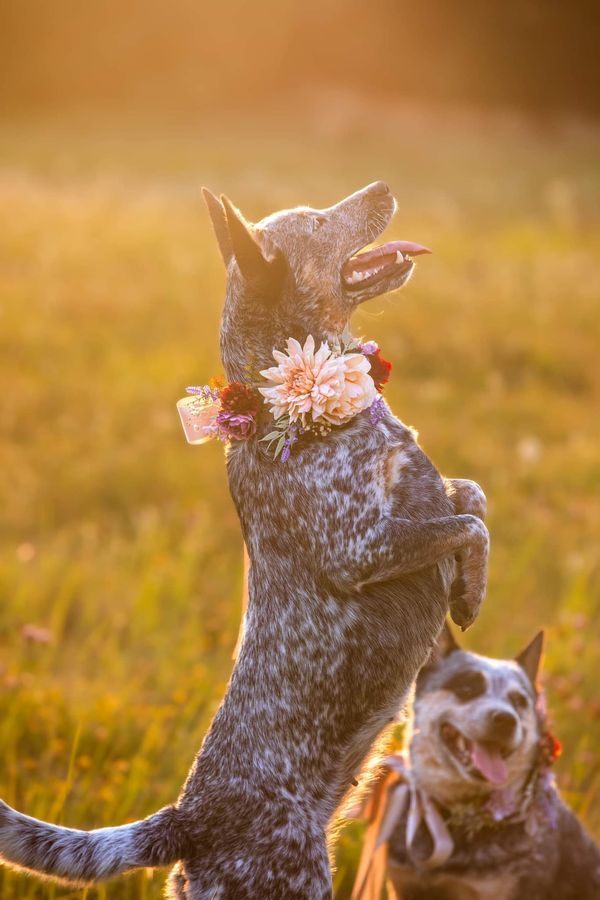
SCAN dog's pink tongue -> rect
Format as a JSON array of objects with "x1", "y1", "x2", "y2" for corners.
[
  {"x1": 471, "y1": 742, "x2": 508, "y2": 785},
  {"x1": 386, "y1": 240, "x2": 432, "y2": 256}
]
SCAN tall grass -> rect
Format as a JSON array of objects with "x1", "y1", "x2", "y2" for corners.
[{"x1": 1, "y1": 112, "x2": 599, "y2": 897}]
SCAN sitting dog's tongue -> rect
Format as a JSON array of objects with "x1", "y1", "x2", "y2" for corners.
[{"x1": 471, "y1": 741, "x2": 508, "y2": 785}]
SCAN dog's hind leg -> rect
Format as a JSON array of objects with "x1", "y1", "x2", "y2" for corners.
[{"x1": 166, "y1": 862, "x2": 189, "y2": 898}]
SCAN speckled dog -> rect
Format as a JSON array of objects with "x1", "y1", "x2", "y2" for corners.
[{"x1": 0, "y1": 182, "x2": 489, "y2": 897}]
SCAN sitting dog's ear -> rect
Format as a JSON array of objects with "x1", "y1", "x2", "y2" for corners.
[
  {"x1": 416, "y1": 621, "x2": 459, "y2": 691},
  {"x1": 202, "y1": 188, "x2": 233, "y2": 264},
  {"x1": 220, "y1": 195, "x2": 285, "y2": 291},
  {"x1": 515, "y1": 630, "x2": 544, "y2": 688},
  {"x1": 435, "y1": 621, "x2": 460, "y2": 659}
]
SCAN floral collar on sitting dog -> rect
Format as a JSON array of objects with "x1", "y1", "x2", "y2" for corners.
[
  {"x1": 349, "y1": 723, "x2": 562, "y2": 898},
  {"x1": 443, "y1": 727, "x2": 562, "y2": 838},
  {"x1": 177, "y1": 330, "x2": 392, "y2": 462}
]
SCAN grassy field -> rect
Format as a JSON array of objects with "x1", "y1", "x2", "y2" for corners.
[{"x1": 1, "y1": 110, "x2": 599, "y2": 898}]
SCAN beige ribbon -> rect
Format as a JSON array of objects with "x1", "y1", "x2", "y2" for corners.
[{"x1": 350, "y1": 754, "x2": 454, "y2": 900}]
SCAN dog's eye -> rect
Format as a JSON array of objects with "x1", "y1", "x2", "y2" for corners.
[
  {"x1": 509, "y1": 690, "x2": 529, "y2": 710},
  {"x1": 444, "y1": 671, "x2": 486, "y2": 702},
  {"x1": 312, "y1": 215, "x2": 327, "y2": 232},
  {"x1": 454, "y1": 682, "x2": 484, "y2": 701}
]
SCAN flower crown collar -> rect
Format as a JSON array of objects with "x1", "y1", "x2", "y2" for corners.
[{"x1": 177, "y1": 330, "x2": 391, "y2": 461}]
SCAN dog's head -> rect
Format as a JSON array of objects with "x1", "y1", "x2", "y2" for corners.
[
  {"x1": 202, "y1": 182, "x2": 430, "y2": 380},
  {"x1": 409, "y1": 624, "x2": 545, "y2": 806}
]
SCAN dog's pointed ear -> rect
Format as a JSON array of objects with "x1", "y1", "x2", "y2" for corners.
[
  {"x1": 202, "y1": 188, "x2": 232, "y2": 264},
  {"x1": 416, "y1": 621, "x2": 460, "y2": 692},
  {"x1": 435, "y1": 621, "x2": 461, "y2": 659},
  {"x1": 515, "y1": 630, "x2": 544, "y2": 687},
  {"x1": 220, "y1": 195, "x2": 284, "y2": 288}
]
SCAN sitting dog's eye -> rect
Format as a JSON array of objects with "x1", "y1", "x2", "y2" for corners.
[
  {"x1": 509, "y1": 690, "x2": 529, "y2": 710},
  {"x1": 454, "y1": 682, "x2": 483, "y2": 701},
  {"x1": 444, "y1": 671, "x2": 486, "y2": 701},
  {"x1": 312, "y1": 215, "x2": 327, "y2": 231}
]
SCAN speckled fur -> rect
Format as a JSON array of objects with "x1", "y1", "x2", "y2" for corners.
[
  {"x1": 0, "y1": 183, "x2": 488, "y2": 897},
  {"x1": 387, "y1": 628, "x2": 600, "y2": 899}
]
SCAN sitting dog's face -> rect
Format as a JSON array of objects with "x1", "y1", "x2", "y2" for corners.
[
  {"x1": 410, "y1": 626, "x2": 544, "y2": 806},
  {"x1": 202, "y1": 182, "x2": 430, "y2": 378}
]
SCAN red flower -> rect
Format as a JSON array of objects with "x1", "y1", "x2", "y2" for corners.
[
  {"x1": 220, "y1": 381, "x2": 260, "y2": 416},
  {"x1": 365, "y1": 348, "x2": 392, "y2": 392},
  {"x1": 540, "y1": 730, "x2": 562, "y2": 765}
]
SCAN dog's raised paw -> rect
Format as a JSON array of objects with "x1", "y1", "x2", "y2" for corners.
[
  {"x1": 449, "y1": 573, "x2": 467, "y2": 604},
  {"x1": 449, "y1": 601, "x2": 475, "y2": 631},
  {"x1": 449, "y1": 584, "x2": 482, "y2": 631},
  {"x1": 449, "y1": 576, "x2": 469, "y2": 625}
]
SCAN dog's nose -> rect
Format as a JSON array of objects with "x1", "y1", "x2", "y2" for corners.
[
  {"x1": 368, "y1": 181, "x2": 391, "y2": 197},
  {"x1": 488, "y1": 710, "x2": 518, "y2": 740}
]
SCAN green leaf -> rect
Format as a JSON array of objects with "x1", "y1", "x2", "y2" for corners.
[{"x1": 260, "y1": 431, "x2": 281, "y2": 442}]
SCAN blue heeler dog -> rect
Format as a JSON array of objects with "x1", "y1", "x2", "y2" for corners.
[
  {"x1": 354, "y1": 624, "x2": 600, "y2": 899},
  {"x1": 0, "y1": 182, "x2": 489, "y2": 897}
]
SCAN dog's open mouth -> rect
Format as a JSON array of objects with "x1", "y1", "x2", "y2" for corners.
[
  {"x1": 440, "y1": 723, "x2": 510, "y2": 786},
  {"x1": 342, "y1": 240, "x2": 431, "y2": 291}
]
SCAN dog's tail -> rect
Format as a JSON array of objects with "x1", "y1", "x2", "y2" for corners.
[{"x1": 0, "y1": 799, "x2": 189, "y2": 885}]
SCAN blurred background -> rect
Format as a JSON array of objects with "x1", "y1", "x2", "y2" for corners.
[
  {"x1": 3, "y1": 0, "x2": 600, "y2": 117},
  {"x1": 1, "y1": 1, "x2": 599, "y2": 897}
]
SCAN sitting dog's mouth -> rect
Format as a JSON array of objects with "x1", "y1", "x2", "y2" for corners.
[
  {"x1": 342, "y1": 240, "x2": 431, "y2": 292},
  {"x1": 440, "y1": 722, "x2": 511, "y2": 786}
]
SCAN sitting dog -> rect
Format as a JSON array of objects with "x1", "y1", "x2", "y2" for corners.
[
  {"x1": 0, "y1": 182, "x2": 489, "y2": 897},
  {"x1": 352, "y1": 624, "x2": 600, "y2": 900}
]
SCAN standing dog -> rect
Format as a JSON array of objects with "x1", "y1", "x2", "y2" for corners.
[
  {"x1": 354, "y1": 625, "x2": 600, "y2": 899},
  {"x1": 0, "y1": 182, "x2": 489, "y2": 897}
]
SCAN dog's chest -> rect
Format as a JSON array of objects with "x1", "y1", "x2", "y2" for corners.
[{"x1": 229, "y1": 412, "x2": 450, "y2": 542}]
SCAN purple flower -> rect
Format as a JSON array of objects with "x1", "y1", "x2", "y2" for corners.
[
  {"x1": 539, "y1": 771, "x2": 559, "y2": 829},
  {"x1": 216, "y1": 411, "x2": 257, "y2": 441},
  {"x1": 360, "y1": 341, "x2": 379, "y2": 356},
  {"x1": 369, "y1": 395, "x2": 386, "y2": 425},
  {"x1": 187, "y1": 385, "x2": 220, "y2": 401},
  {"x1": 280, "y1": 424, "x2": 300, "y2": 463}
]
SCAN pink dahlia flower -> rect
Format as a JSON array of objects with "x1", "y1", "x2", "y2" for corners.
[{"x1": 259, "y1": 335, "x2": 377, "y2": 426}]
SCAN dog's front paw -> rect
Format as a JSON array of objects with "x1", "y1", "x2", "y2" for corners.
[
  {"x1": 449, "y1": 519, "x2": 489, "y2": 631},
  {"x1": 449, "y1": 578, "x2": 481, "y2": 630}
]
